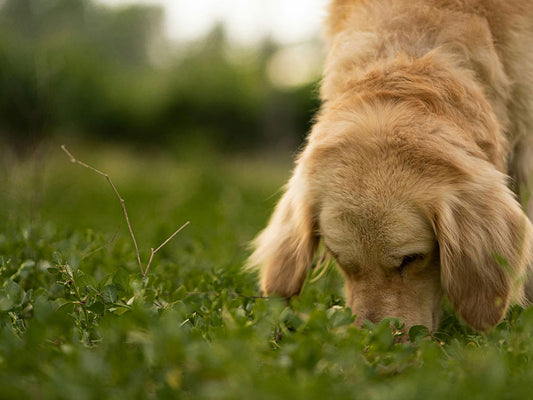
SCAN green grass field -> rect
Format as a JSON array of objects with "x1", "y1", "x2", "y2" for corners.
[{"x1": 2, "y1": 143, "x2": 533, "y2": 399}]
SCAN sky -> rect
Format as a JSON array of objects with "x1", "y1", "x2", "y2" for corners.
[{"x1": 97, "y1": 0, "x2": 329, "y2": 44}]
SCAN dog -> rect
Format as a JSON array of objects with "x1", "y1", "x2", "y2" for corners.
[{"x1": 249, "y1": 0, "x2": 533, "y2": 332}]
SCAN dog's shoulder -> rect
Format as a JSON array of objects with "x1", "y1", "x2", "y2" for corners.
[
  {"x1": 325, "y1": 0, "x2": 533, "y2": 41},
  {"x1": 325, "y1": 0, "x2": 365, "y2": 39}
]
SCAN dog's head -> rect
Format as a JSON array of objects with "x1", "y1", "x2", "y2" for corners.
[{"x1": 250, "y1": 100, "x2": 533, "y2": 332}]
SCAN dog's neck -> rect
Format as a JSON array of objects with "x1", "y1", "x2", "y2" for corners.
[{"x1": 319, "y1": 3, "x2": 511, "y2": 171}]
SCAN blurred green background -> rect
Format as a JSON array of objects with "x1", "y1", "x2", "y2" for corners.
[
  {"x1": 5, "y1": 3, "x2": 533, "y2": 398},
  {"x1": 0, "y1": 0, "x2": 323, "y2": 157}
]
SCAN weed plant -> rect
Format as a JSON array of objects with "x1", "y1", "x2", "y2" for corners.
[{"x1": 1, "y1": 144, "x2": 533, "y2": 399}]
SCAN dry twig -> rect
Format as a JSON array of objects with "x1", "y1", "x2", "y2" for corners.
[
  {"x1": 144, "y1": 221, "x2": 190, "y2": 276},
  {"x1": 61, "y1": 145, "x2": 189, "y2": 276}
]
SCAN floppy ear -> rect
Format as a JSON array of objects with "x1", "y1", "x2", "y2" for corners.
[
  {"x1": 248, "y1": 162, "x2": 319, "y2": 297},
  {"x1": 434, "y1": 168, "x2": 533, "y2": 331}
]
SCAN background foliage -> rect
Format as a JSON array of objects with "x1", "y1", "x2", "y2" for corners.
[
  {"x1": 0, "y1": 0, "x2": 319, "y2": 155},
  {"x1": 3, "y1": 1, "x2": 533, "y2": 398},
  {"x1": 2, "y1": 147, "x2": 533, "y2": 399}
]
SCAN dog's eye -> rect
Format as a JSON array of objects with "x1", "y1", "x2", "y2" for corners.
[{"x1": 398, "y1": 254, "x2": 425, "y2": 277}]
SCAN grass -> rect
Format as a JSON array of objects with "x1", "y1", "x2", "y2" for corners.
[{"x1": 2, "y1": 142, "x2": 533, "y2": 399}]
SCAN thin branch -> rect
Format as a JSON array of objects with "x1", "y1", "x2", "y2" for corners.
[
  {"x1": 143, "y1": 221, "x2": 190, "y2": 277},
  {"x1": 61, "y1": 145, "x2": 143, "y2": 274},
  {"x1": 154, "y1": 221, "x2": 191, "y2": 255},
  {"x1": 61, "y1": 145, "x2": 189, "y2": 276}
]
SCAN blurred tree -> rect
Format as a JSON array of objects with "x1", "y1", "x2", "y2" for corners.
[
  {"x1": 0, "y1": 43, "x2": 52, "y2": 153},
  {"x1": 0, "y1": 0, "x2": 163, "y2": 154},
  {"x1": 89, "y1": 4, "x2": 163, "y2": 66},
  {"x1": 0, "y1": 0, "x2": 319, "y2": 155}
]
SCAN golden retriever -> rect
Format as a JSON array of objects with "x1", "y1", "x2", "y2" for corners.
[{"x1": 249, "y1": 0, "x2": 533, "y2": 332}]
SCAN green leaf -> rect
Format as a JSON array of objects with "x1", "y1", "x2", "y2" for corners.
[
  {"x1": 5, "y1": 280, "x2": 23, "y2": 305},
  {"x1": 103, "y1": 285, "x2": 117, "y2": 303},
  {"x1": 0, "y1": 288, "x2": 14, "y2": 311},
  {"x1": 47, "y1": 267, "x2": 60, "y2": 274},
  {"x1": 53, "y1": 252, "x2": 63, "y2": 265},
  {"x1": 409, "y1": 325, "x2": 430, "y2": 342},
  {"x1": 89, "y1": 301, "x2": 105, "y2": 315},
  {"x1": 171, "y1": 285, "x2": 187, "y2": 302},
  {"x1": 33, "y1": 293, "x2": 53, "y2": 322},
  {"x1": 112, "y1": 268, "x2": 130, "y2": 292},
  {"x1": 112, "y1": 306, "x2": 130, "y2": 316}
]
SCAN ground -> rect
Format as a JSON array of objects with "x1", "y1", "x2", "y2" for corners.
[{"x1": 1, "y1": 142, "x2": 533, "y2": 399}]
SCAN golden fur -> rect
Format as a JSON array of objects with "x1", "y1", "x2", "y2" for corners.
[{"x1": 249, "y1": 0, "x2": 533, "y2": 332}]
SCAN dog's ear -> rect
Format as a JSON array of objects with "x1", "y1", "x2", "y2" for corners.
[
  {"x1": 433, "y1": 168, "x2": 533, "y2": 331},
  {"x1": 248, "y1": 162, "x2": 318, "y2": 298}
]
